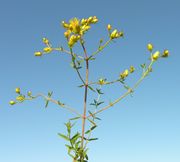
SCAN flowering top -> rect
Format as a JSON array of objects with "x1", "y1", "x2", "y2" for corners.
[{"x1": 62, "y1": 16, "x2": 98, "y2": 47}]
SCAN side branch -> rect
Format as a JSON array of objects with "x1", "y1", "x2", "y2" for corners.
[
  {"x1": 53, "y1": 47, "x2": 84, "y2": 59},
  {"x1": 90, "y1": 38, "x2": 112, "y2": 58},
  {"x1": 87, "y1": 60, "x2": 154, "y2": 118},
  {"x1": 25, "y1": 93, "x2": 82, "y2": 117}
]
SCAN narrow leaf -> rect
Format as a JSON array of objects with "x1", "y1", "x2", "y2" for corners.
[
  {"x1": 58, "y1": 133, "x2": 69, "y2": 141},
  {"x1": 88, "y1": 85, "x2": 95, "y2": 92},
  {"x1": 69, "y1": 116, "x2": 81, "y2": 121}
]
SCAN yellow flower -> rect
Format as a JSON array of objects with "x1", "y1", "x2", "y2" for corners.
[
  {"x1": 81, "y1": 18, "x2": 88, "y2": 25},
  {"x1": 42, "y1": 38, "x2": 49, "y2": 45},
  {"x1": 9, "y1": 100, "x2": 16, "y2": 105},
  {"x1": 147, "y1": 43, "x2": 153, "y2": 52},
  {"x1": 152, "y1": 51, "x2": 160, "y2": 61},
  {"x1": 43, "y1": 47, "x2": 52, "y2": 53},
  {"x1": 34, "y1": 51, "x2": 42, "y2": 56},
  {"x1": 120, "y1": 69, "x2": 129, "y2": 79},
  {"x1": 16, "y1": 95, "x2": 25, "y2": 102},
  {"x1": 91, "y1": 16, "x2": 98, "y2": 23},
  {"x1": 87, "y1": 16, "x2": 93, "y2": 23},
  {"x1": 107, "y1": 24, "x2": 112, "y2": 30},
  {"x1": 129, "y1": 66, "x2": 135, "y2": 73},
  {"x1": 15, "y1": 87, "x2": 21, "y2": 94},
  {"x1": 69, "y1": 18, "x2": 81, "y2": 34},
  {"x1": 162, "y1": 49, "x2": 169, "y2": 57},
  {"x1": 68, "y1": 35, "x2": 80, "y2": 47}
]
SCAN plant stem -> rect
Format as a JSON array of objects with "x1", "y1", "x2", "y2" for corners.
[
  {"x1": 70, "y1": 48, "x2": 85, "y2": 85},
  {"x1": 80, "y1": 39, "x2": 89, "y2": 161}
]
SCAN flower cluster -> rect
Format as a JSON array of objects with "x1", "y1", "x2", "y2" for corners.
[
  {"x1": 34, "y1": 37, "x2": 53, "y2": 56},
  {"x1": 9, "y1": 88, "x2": 26, "y2": 105},
  {"x1": 120, "y1": 66, "x2": 135, "y2": 80},
  {"x1": 62, "y1": 16, "x2": 98, "y2": 47},
  {"x1": 107, "y1": 24, "x2": 124, "y2": 39},
  {"x1": 147, "y1": 43, "x2": 169, "y2": 61}
]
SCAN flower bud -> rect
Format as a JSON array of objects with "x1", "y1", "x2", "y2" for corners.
[
  {"x1": 152, "y1": 51, "x2": 160, "y2": 61},
  {"x1": 64, "y1": 31, "x2": 71, "y2": 38},
  {"x1": 15, "y1": 87, "x2": 21, "y2": 94},
  {"x1": 120, "y1": 69, "x2": 129, "y2": 79},
  {"x1": 43, "y1": 47, "x2": 52, "y2": 53},
  {"x1": 119, "y1": 31, "x2": 124, "y2": 37},
  {"x1": 9, "y1": 100, "x2": 16, "y2": 105},
  {"x1": 61, "y1": 21, "x2": 69, "y2": 29},
  {"x1": 34, "y1": 51, "x2": 42, "y2": 56},
  {"x1": 110, "y1": 29, "x2": 118, "y2": 39},
  {"x1": 129, "y1": 66, "x2": 135, "y2": 73},
  {"x1": 88, "y1": 16, "x2": 93, "y2": 23},
  {"x1": 27, "y1": 91, "x2": 32, "y2": 96},
  {"x1": 16, "y1": 95, "x2": 25, "y2": 102},
  {"x1": 42, "y1": 38, "x2": 49, "y2": 45},
  {"x1": 107, "y1": 24, "x2": 112, "y2": 30},
  {"x1": 162, "y1": 49, "x2": 169, "y2": 58},
  {"x1": 81, "y1": 18, "x2": 87, "y2": 25},
  {"x1": 92, "y1": 16, "x2": 98, "y2": 23},
  {"x1": 147, "y1": 43, "x2": 153, "y2": 52}
]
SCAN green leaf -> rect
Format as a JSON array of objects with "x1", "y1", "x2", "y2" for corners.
[
  {"x1": 58, "y1": 133, "x2": 69, "y2": 141},
  {"x1": 88, "y1": 138, "x2": 98, "y2": 141},
  {"x1": 48, "y1": 91, "x2": 53, "y2": 97},
  {"x1": 69, "y1": 116, "x2": 81, "y2": 121},
  {"x1": 78, "y1": 84, "x2": 84, "y2": 88},
  {"x1": 65, "y1": 121, "x2": 72, "y2": 134},
  {"x1": 96, "y1": 88, "x2": 104, "y2": 94},
  {"x1": 87, "y1": 118, "x2": 96, "y2": 126},
  {"x1": 87, "y1": 85, "x2": 95, "y2": 92},
  {"x1": 88, "y1": 55, "x2": 96, "y2": 61},
  {"x1": 45, "y1": 100, "x2": 49, "y2": 108},
  {"x1": 140, "y1": 63, "x2": 146, "y2": 69},
  {"x1": 97, "y1": 101, "x2": 104, "y2": 106},
  {"x1": 71, "y1": 132, "x2": 80, "y2": 144},
  {"x1": 85, "y1": 125, "x2": 97, "y2": 134},
  {"x1": 95, "y1": 117, "x2": 101, "y2": 120},
  {"x1": 65, "y1": 144, "x2": 73, "y2": 150}
]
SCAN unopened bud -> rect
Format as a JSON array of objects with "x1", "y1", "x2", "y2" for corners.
[
  {"x1": 34, "y1": 51, "x2": 42, "y2": 56},
  {"x1": 152, "y1": 51, "x2": 160, "y2": 61},
  {"x1": 147, "y1": 43, "x2": 153, "y2": 52},
  {"x1": 43, "y1": 47, "x2": 52, "y2": 53},
  {"x1": 42, "y1": 38, "x2": 49, "y2": 44},
  {"x1": 9, "y1": 100, "x2": 16, "y2": 105},
  {"x1": 15, "y1": 87, "x2": 21, "y2": 94},
  {"x1": 162, "y1": 49, "x2": 169, "y2": 58},
  {"x1": 107, "y1": 24, "x2": 112, "y2": 30}
]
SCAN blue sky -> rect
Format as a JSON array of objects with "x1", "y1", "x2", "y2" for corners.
[{"x1": 0, "y1": 0, "x2": 180, "y2": 162}]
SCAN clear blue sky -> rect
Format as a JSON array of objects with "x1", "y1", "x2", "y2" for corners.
[{"x1": 0, "y1": 0, "x2": 180, "y2": 162}]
